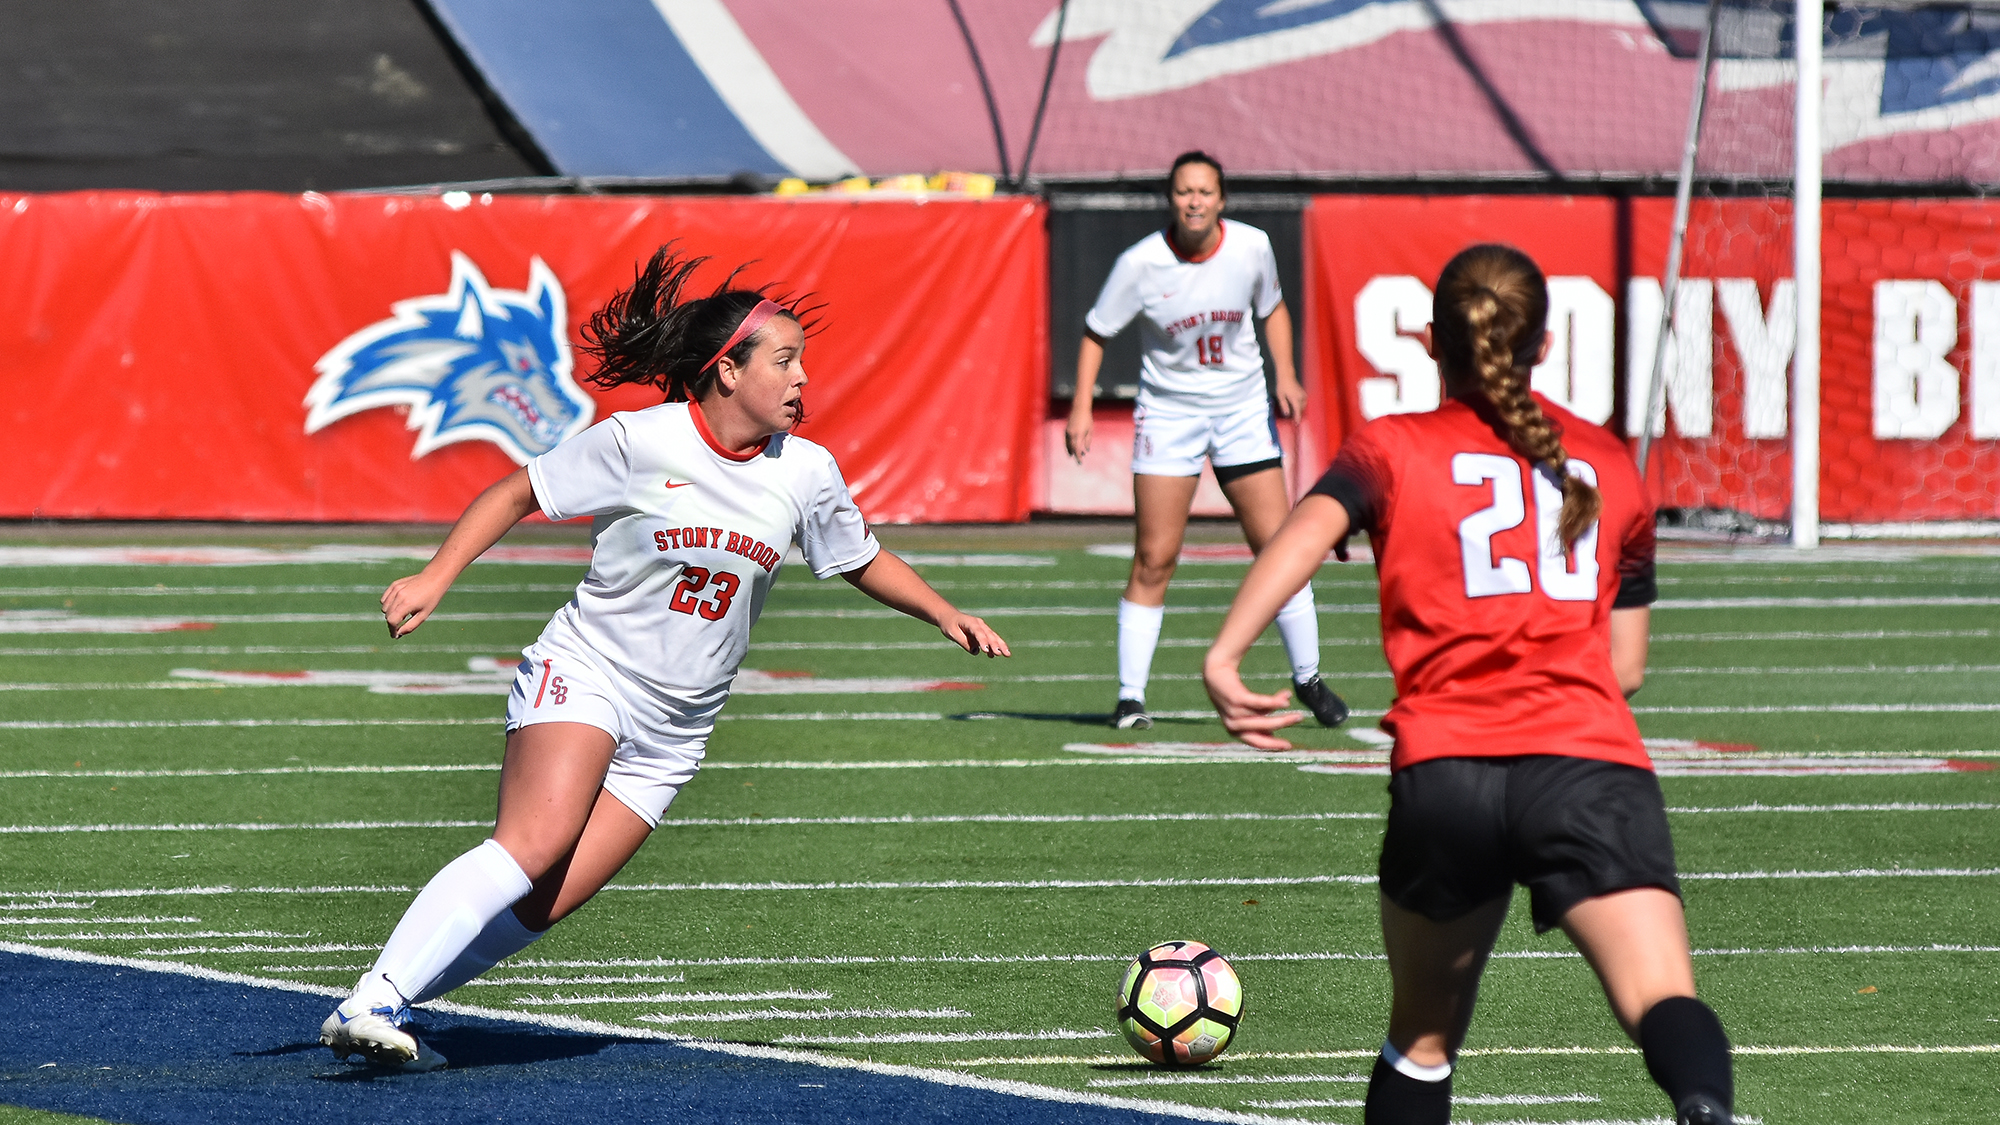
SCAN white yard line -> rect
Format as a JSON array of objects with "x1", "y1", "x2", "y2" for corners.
[
  {"x1": 0, "y1": 644, "x2": 519, "y2": 656},
  {"x1": 635, "y1": 1006, "x2": 969, "y2": 1025},
  {"x1": 510, "y1": 989, "x2": 829, "y2": 1006},
  {"x1": 0, "y1": 584, "x2": 572, "y2": 597},
  {"x1": 0, "y1": 915, "x2": 196, "y2": 924},
  {"x1": 1091, "y1": 1074, "x2": 1367, "y2": 1087},
  {"x1": 777, "y1": 1029, "x2": 1113, "y2": 1045},
  {"x1": 195, "y1": 944, "x2": 2000, "y2": 976},
  {"x1": 10, "y1": 803, "x2": 1990, "y2": 835},
  {"x1": 24, "y1": 931, "x2": 309, "y2": 941},
  {"x1": 1652, "y1": 629, "x2": 1998, "y2": 642},
  {"x1": 455, "y1": 974, "x2": 685, "y2": 986},
  {"x1": 0, "y1": 718, "x2": 502, "y2": 730}
]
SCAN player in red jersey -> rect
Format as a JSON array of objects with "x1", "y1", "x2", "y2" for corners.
[{"x1": 1203, "y1": 245, "x2": 1733, "y2": 1125}]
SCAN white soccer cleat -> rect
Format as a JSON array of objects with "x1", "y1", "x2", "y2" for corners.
[{"x1": 320, "y1": 1001, "x2": 446, "y2": 1070}]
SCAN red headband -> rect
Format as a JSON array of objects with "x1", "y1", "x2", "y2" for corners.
[{"x1": 702, "y1": 299, "x2": 784, "y2": 373}]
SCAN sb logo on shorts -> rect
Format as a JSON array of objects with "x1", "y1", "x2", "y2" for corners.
[{"x1": 534, "y1": 660, "x2": 568, "y2": 706}]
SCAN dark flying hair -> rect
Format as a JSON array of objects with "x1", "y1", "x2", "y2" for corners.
[
  {"x1": 1431, "y1": 243, "x2": 1601, "y2": 554},
  {"x1": 578, "y1": 244, "x2": 815, "y2": 404},
  {"x1": 1168, "y1": 150, "x2": 1227, "y2": 199}
]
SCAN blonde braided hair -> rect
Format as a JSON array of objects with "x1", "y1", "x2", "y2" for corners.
[{"x1": 1433, "y1": 245, "x2": 1602, "y2": 553}]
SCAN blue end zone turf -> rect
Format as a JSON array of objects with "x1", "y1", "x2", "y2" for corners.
[{"x1": 0, "y1": 951, "x2": 1199, "y2": 1124}]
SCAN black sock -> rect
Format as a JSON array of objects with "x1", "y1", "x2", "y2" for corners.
[
  {"x1": 1638, "y1": 996, "x2": 1734, "y2": 1119},
  {"x1": 1364, "y1": 1054, "x2": 1451, "y2": 1125}
]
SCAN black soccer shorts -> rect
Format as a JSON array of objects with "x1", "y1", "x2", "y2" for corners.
[{"x1": 1377, "y1": 754, "x2": 1682, "y2": 933}]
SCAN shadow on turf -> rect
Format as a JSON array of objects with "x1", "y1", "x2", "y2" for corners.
[{"x1": 277, "y1": 1027, "x2": 645, "y2": 1080}]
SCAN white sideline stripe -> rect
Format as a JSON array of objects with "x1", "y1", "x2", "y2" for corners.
[
  {"x1": 956, "y1": 1041, "x2": 1992, "y2": 1065},
  {"x1": 459, "y1": 974, "x2": 685, "y2": 986},
  {"x1": 602, "y1": 874, "x2": 1382, "y2": 892},
  {"x1": 1090, "y1": 1073, "x2": 1367, "y2": 1087},
  {"x1": 22, "y1": 662, "x2": 2000, "y2": 692},
  {"x1": 1652, "y1": 663, "x2": 2000, "y2": 675},
  {"x1": 636, "y1": 1007, "x2": 969, "y2": 1025},
  {"x1": 757, "y1": 605, "x2": 1381, "y2": 619},
  {"x1": 1682, "y1": 867, "x2": 2000, "y2": 881},
  {"x1": 1653, "y1": 629, "x2": 1999, "y2": 642},
  {"x1": 0, "y1": 546, "x2": 589, "y2": 568},
  {"x1": 0, "y1": 915, "x2": 195, "y2": 925},
  {"x1": 17, "y1": 803, "x2": 1991, "y2": 835},
  {"x1": 22, "y1": 628, "x2": 1995, "y2": 655},
  {"x1": 512, "y1": 989, "x2": 829, "y2": 1006},
  {"x1": 0, "y1": 821, "x2": 491, "y2": 834},
  {"x1": 20, "y1": 699, "x2": 2000, "y2": 731},
  {"x1": 778, "y1": 1029, "x2": 1114, "y2": 1045},
  {"x1": 0, "y1": 584, "x2": 572, "y2": 597},
  {"x1": 0, "y1": 902, "x2": 90, "y2": 910},
  {"x1": 134, "y1": 944, "x2": 378, "y2": 954},
  {"x1": 0, "y1": 943, "x2": 1305, "y2": 1125},
  {"x1": 24, "y1": 931, "x2": 307, "y2": 941},
  {"x1": 1657, "y1": 595, "x2": 2000, "y2": 608},
  {"x1": 1243, "y1": 1095, "x2": 1598, "y2": 1109},
  {"x1": 0, "y1": 719, "x2": 501, "y2": 731},
  {"x1": 0, "y1": 644, "x2": 523, "y2": 657},
  {"x1": 9, "y1": 867, "x2": 1996, "y2": 906},
  {"x1": 0, "y1": 764, "x2": 501, "y2": 779},
  {"x1": 1631, "y1": 703, "x2": 2000, "y2": 715}
]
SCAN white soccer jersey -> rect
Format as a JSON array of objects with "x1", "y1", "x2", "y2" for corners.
[
  {"x1": 525, "y1": 401, "x2": 879, "y2": 725},
  {"x1": 1084, "y1": 219, "x2": 1283, "y2": 412}
]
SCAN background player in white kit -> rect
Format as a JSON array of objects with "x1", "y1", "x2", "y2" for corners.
[
  {"x1": 1066, "y1": 151, "x2": 1343, "y2": 731},
  {"x1": 320, "y1": 248, "x2": 1010, "y2": 1069}
]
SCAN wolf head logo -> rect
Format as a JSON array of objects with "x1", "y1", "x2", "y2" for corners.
[{"x1": 306, "y1": 252, "x2": 594, "y2": 464}]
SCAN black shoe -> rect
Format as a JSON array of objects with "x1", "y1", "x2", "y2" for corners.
[
  {"x1": 1111, "y1": 698, "x2": 1153, "y2": 730},
  {"x1": 1293, "y1": 675, "x2": 1349, "y2": 727},
  {"x1": 1676, "y1": 1095, "x2": 1732, "y2": 1125}
]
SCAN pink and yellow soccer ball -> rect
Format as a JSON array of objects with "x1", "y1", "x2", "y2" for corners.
[{"x1": 1116, "y1": 940, "x2": 1243, "y2": 1066}]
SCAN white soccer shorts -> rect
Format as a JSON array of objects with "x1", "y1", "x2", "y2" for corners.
[
  {"x1": 1130, "y1": 398, "x2": 1283, "y2": 478},
  {"x1": 504, "y1": 627, "x2": 708, "y2": 828}
]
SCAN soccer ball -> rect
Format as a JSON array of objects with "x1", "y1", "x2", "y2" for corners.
[{"x1": 1116, "y1": 940, "x2": 1243, "y2": 1066}]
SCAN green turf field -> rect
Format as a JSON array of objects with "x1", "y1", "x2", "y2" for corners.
[{"x1": 0, "y1": 522, "x2": 1996, "y2": 1124}]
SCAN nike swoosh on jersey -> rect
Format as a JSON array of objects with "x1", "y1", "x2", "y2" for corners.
[{"x1": 664, "y1": 480, "x2": 694, "y2": 489}]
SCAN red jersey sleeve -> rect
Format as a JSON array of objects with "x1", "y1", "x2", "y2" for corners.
[
  {"x1": 1307, "y1": 422, "x2": 1396, "y2": 560},
  {"x1": 1614, "y1": 498, "x2": 1658, "y2": 608}
]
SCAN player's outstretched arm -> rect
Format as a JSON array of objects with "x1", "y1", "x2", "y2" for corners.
[
  {"x1": 1065, "y1": 330, "x2": 1108, "y2": 462},
  {"x1": 840, "y1": 551, "x2": 1011, "y2": 657},
  {"x1": 1203, "y1": 494, "x2": 1349, "y2": 749},
  {"x1": 1263, "y1": 302, "x2": 1306, "y2": 419},
  {"x1": 382, "y1": 468, "x2": 541, "y2": 639},
  {"x1": 1611, "y1": 606, "x2": 1650, "y2": 698}
]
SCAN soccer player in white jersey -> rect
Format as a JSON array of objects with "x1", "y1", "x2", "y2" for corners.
[
  {"x1": 1066, "y1": 150, "x2": 1343, "y2": 731},
  {"x1": 319, "y1": 248, "x2": 1010, "y2": 1069}
]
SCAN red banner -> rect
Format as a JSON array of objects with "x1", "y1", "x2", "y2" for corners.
[
  {"x1": 1304, "y1": 195, "x2": 2000, "y2": 526},
  {"x1": 0, "y1": 192, "x2": 1046, "y2": 523}
]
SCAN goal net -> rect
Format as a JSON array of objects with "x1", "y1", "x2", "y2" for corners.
[{"x1": 1637, "y1": 0, "x2": 2000, "y2": 540}]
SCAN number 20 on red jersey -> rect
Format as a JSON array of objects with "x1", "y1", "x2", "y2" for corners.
[{"x1": 1451, "y1": 453, "x2": 1599, "y2": 601}]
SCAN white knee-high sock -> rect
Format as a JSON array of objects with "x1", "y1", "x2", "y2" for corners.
[
  {"x1": 347, "y1": 838, "x2": 533, "y2": 1012},
  {"x1": 406, "y1": 905, "x2": 546, "y2": 1005},
  {"x1": 1117, "y1": 598, "x2": 1165, "y2": 703},
  {"x1": 1276, "y1": 586, "x2": 1321, "y2": 682}
]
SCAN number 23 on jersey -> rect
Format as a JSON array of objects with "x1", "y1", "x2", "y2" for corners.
[
  {"x1": 1451, "y1": 452, "x2": 1599, "y2": 602},
  {"x1": 668, "y1": 566, "x2": 739, "y2": 620}
]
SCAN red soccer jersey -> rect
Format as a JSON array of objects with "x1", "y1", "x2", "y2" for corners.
[{"x1": 1310, "y1": 393, "x2": 1656, "y2": 772}]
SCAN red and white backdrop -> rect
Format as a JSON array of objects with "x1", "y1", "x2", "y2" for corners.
[
  {"x1": 0, "y1": 192, "x2": 1046, "y2": 523},
  {"x1": 1304, "y1": 195, "x2": 2000, "y2": 527}
]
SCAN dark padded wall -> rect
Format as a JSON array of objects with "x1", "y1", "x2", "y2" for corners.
[
  {"x1": 0, "y1": 0, "x2": 544, "y2": 191},
  {"x1": 1049, "y1": 196, "x2": 1306, "y2": 403}
]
